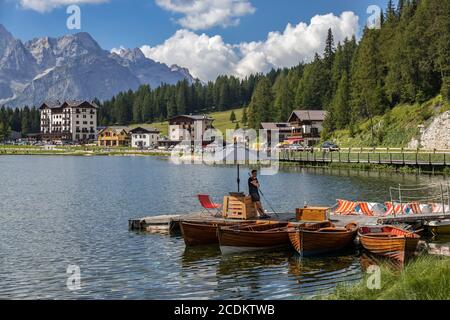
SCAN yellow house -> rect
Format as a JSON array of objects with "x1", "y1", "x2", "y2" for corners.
[{"x1": 97, "y1": 127, "x2": 130, "y2": 147}]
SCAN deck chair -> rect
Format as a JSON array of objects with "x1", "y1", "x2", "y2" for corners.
[
  {"x1": 197, "y1": 195, "x2": 222, "y2": 217},
  {"x1": 409, "y1": 202, "x2": 422, "y2": 214},
  {"x1": 357, "y1": 202, "x2": 374, "y2": 217},
  {"x1": 385, "y1": 202, "x2": 411, "y2": 215},
  {"x1": 334, "y1": 199, "x2": 358, "y2": 215}
]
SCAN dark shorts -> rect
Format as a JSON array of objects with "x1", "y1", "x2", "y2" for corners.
[{"x1": 250, "y1": 193, "x2": 260, "y2": 203}]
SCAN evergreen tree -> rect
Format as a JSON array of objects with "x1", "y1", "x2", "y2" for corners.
[
  {"x1": 218, "y1": 81, "x2": 230, "y2": 111},
  {"x1": 350, "y1": 27, "x2": 386, "y2": 120},
  {"x1": 21, "y1": 106, "x2": 31, "y2": 135},
  {"x1": 324, "y1": 28, "x2": 335, "y2": 72},
  {"x1": 11, "y1": 108, "x2": 21, "y2": 132},
  {"x1": 176, "y1": 80, "x2": 188, "y2": 115},
  {"x1": 166, "y1": 93, "x2": 176, "y2": 119},
  {"x1": 332, "y1": 73, "x2": 351, "y2": 129},
  {"x1": 248, "y1": 78, "x2": 273, "y2": 129},
  {"x1": 295, "y1": 54, "x2": 328, "y2": 108},
  {"x1": 0, "y1": 121, "x2": 10, "y2": 141},
  {"x1": 273, "y1": 72, "x2": 294, "y2": 121},
  {"x1": 229, "y1": 110, "x2": 236, "y2": 122},
  {"x1": 132, "y1": 99, "x2": 142, "y2": 123},
  {"x1": 241, "y1": 108, "x2": 248, "y2": 127}
]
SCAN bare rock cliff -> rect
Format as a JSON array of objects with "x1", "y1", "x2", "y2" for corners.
[{"x1": 409, "y1": 111, "x2": 450, "y2": 149}]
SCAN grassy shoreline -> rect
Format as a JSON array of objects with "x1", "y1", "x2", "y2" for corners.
[
  {"x1": 0, "y1": 146, "x2": 171, "y2": 157},
  {"x1": 323, "y1": 255, "x2": 450, "y2": 300}
]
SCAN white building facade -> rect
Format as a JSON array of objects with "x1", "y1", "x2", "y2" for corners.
[
  {"x1": 40, "y1": 100, "x2": 98, "y2": 142},
  {"x1": 169, "y1": 115, "x2": 214, "y2": 142},
  {"x1": 130, "y1": 127, "x2": 160, "y2": 149}
]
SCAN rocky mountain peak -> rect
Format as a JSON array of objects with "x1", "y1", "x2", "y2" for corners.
[
  {"x1": 116, "y1": 47, "x2": 146, "y2": 61},
  {"x1": 0, "y1": 25, "x2": 194, "y2": 107},
  {"x1": 55, "y1": 32, "x2": 103, "y2": 57},
  {"x1": 0, "y1": 24, "x2": 15, "y2": 52}
]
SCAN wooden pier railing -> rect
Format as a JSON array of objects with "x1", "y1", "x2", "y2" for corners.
[{"x1": 279, "y1": 148, "x2": 450, "y2": 169}]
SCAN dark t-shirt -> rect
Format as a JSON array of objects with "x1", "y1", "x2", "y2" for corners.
[{"x1": 248, "y1": 177, "x2": 259, "y2": 195}]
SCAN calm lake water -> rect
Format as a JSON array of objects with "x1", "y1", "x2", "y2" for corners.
[{"x1": 0, "y1": 155, "x2": 448, "y2": 300}]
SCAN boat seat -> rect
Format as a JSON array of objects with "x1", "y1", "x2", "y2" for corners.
[
  {"x1": 318, "y1": 227, "x2": 347, "y2": 232},
  {"x1": 365, "y1": 232, "x2": 400, "y2": 238}
]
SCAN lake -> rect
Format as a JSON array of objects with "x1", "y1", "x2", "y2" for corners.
[{"x1": 0, "y1": 155, "x2": 448, "y2": 299}]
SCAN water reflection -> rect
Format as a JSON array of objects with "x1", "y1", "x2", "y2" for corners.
[
  {"x1": 359, "y1": 252, "x2": 405, "y2": 271},
  {"x1": 287, "y1": 250, "x2": 361, "y2": 297},
  {"x1": 0, "y1": 156, "x2": 448, "y2": 299}
]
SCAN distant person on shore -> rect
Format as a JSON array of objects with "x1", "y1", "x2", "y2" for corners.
[{"x1": 248, "y1": 170, "x2": 270, "y2": 219}]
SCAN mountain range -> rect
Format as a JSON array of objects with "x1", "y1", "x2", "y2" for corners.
[{"x1": 0, "y1": 25, "x2": 194, "y2": 108}]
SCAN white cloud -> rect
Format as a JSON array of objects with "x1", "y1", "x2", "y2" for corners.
[
  {"x1": 155, "y1": 0, "x2": 256, "y2": 30},
  {"x1": 141, "y1": 29, "x2": 239, "y2": 81},
  {"x1": 141, "y1": 12, "x2": 359, "y2": 81},
  {"x1": 19, "y1": 0, "x2": 108, "y2": 12}
]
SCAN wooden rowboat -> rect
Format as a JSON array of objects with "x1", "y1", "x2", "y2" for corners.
[
  {"x1": 288, "y1": 221, "x2": 358, "y2": 256},
  {"x1": 180, "y1": 220, "x2": 256, "y2": 246},
  {"x1": 218, "y1": 222, "x2": 291, "y2": 254},
  {"x1": 358, "y1": 225, "x2": 420, "y2": 262}
]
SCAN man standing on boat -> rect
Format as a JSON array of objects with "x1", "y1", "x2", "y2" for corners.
[{"x1": 248, "y1": 170, "x2": 270, "y2": 219}]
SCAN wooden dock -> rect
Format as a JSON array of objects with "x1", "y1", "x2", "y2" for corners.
[
  {"x1": 378, "y1": 213, "x2": 450, "y2": 225},
  {"x1": 279, "y1": 148, "x2": 450, "y2": 171},
  {"x1": 129, "y1": 210, "x2": 450, "y2": 235},
  {"x1": 128, "y1": 211, "x2": 380, "y2": 235}
]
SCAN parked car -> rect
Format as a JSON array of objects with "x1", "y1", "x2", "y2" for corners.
[
  {"x1": 287, "y1": 143, "x2": 312, "y2": 152},
  {"x1": 322, "y1": 141, "x2": 340, "y2": 151}
]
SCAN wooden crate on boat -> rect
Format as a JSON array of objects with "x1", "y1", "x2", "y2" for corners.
[
  {"x1": 296, "y1": 207, "x2": 329, "y2": 222},
  {"x1": 223, "y1": 195, "x2": 257, "y2": 220}
]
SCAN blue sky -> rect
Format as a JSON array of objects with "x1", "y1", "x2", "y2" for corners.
[
  {"x1": 1, "y1": 0, "x2": 388, "y2": 49},
  {"x1": 0, "y1": 0, "x2": 389, "y2": 80}
]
